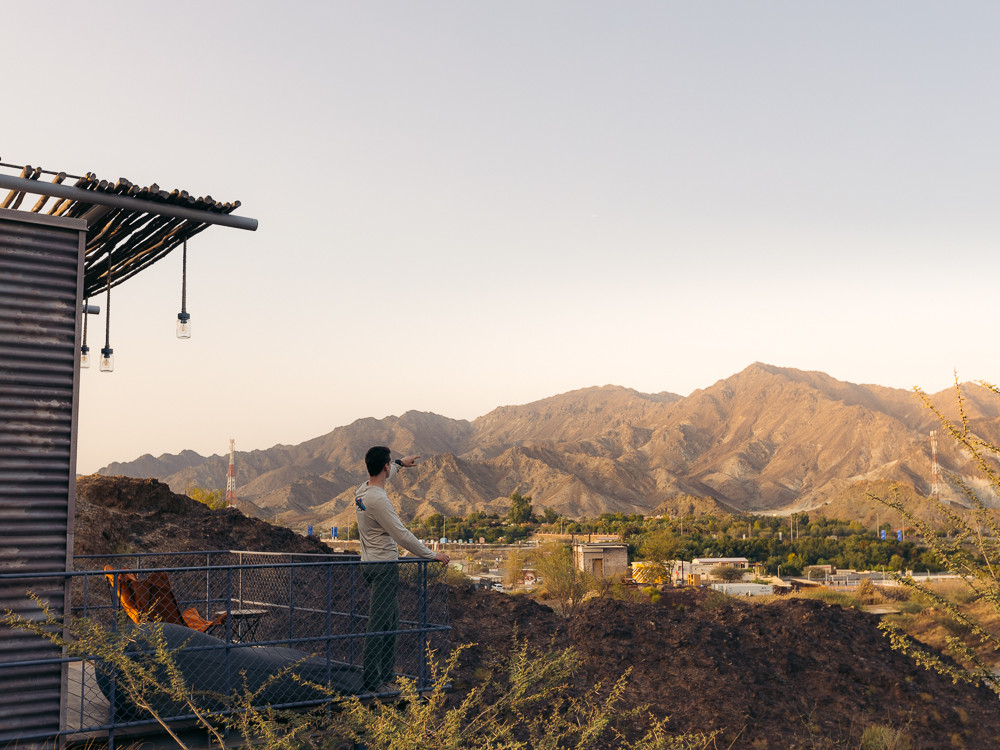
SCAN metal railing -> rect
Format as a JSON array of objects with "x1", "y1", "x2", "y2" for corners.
[{"x1": 0, "y1": 551, "x2": 450, "y2": 748}]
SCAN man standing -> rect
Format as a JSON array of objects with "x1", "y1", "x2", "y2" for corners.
[{"x1": 355, "y1": 446, "x2": 449, "y2": 693}]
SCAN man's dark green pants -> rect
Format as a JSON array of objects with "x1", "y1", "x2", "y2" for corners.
[{"x1": 362, "y1": 562, "x2": 399, "y2": 691}]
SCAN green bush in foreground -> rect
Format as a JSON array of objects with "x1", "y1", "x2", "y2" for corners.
[
  {"x1": 3, "y1": 598, "x2": 718, "y2": 750},
  {"x1": 323, "y1": 641, "x2": 719, "y2": 750},
  {"x1": 871, "y1": 377, "x2": 1000, "y2": 696}
]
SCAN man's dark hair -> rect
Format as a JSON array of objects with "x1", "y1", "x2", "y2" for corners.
[{"x1": 365, "y1": 446, "x2": 392, "y2": 476}]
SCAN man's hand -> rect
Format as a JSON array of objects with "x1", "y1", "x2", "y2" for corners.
[
  {"x1": 401, "y1": 454, "x2": 421, "y2": 467},
  {"x1": 434, "y1": 552, "x2": 450, "y2": 566}
]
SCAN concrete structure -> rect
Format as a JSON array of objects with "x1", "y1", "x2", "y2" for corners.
[
  {"x1": 573, "y1": 542, "x2": 628, "y2": 579},
  {"x1": 711, "y1": 582, "x2": 774, "y2": 597}
]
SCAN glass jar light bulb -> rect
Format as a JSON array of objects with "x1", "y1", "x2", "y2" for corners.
[
  {"x1": 176, "y1": 311, "x2": 191, "y2": 339},
  {"x1": 100, "y1": 346, "x2": 114, "y2": 373},
  {"x1": 80, "y1": 344, "x2": 90, "y2": 369}
]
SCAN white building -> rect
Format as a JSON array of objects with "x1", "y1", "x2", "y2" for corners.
[{"x1": 711, "y1": 582, "x2": 774, "y2": 597}]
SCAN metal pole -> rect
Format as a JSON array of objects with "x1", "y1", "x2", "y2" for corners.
[
  {"x1": 0, "y1": 174, "x2": 258, "y2": 231},
  {"x1": 349, "y1": 563, "x2": 357, "y2": 668},
  {"x1": 224, "y1": 569, "x2": 232, "y2": 716},
  {"x1": 288, "y1": 567, "x2": 295, "y2": 639},
  {"x1": 325, "y1": 563, "x2": 333, "y2": 691},
  {"x1": 419, "y1": 561, "x2": 429, "y2": 690}
]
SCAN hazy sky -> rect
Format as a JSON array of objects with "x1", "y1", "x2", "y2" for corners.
[{"x1": 6, "y1": 3, "x2": 999, "y2": 474}]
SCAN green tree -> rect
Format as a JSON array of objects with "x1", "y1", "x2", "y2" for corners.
[
  {"x1": 186, "y1": 485, "x2": 225, "y2": 510},
  {"x1": 426, "y1": 513, "x2": 444, "y2": 539},
  {"x1": 783, "y1": 553, "x2": 805, "y2": 576},
  {"x1": 639, "y1": 528, "x2": 679, "y2": 563},
  {"x1": 504, "y1": 548, "x2": 531, "y2": 588},
  {"x1": 710, "y1": 565, "x2": 744, "y2": 583},
  {"x1": 541, "y1": 506, "x2": 559, "y2": 525},
  {"x1": 534, "y1": 542, "x2": 589, "y2": 616},
  {"x1": 506, "y1": 492, "x2": 534, "y2": 525},
  {"x1": 637, "y1": 528, "x2": 680, "y2": 584}
]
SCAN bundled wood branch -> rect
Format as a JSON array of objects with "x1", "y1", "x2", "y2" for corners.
[
  {"x1": 29, "y1": 172, "x2": 66, "y2": 213},
  {"x1": 0, "y1": 162, "x2": 244, "y2": 298}
]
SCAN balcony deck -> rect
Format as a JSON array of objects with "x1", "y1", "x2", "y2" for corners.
[{"x1": 0, "y1": 551, "x2": 449, "y2": 749}]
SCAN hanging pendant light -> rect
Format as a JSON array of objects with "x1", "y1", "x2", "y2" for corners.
[
  {"x1": 100, "y1": 264, "x2": 114, "y2": 372},
  {"x1": 80, "y1": 296, "x2": 90, "y2": 368},
  {"x1": 176, "y1": 238, "x2": 191, "y2": 338}
]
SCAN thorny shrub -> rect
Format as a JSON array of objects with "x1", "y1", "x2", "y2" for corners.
[
  {"x1": 3, "y1": 600, "x2": 720, "y2": 750},
  {"x1": 870, "y1": 376, "x2": 1000, "y2": 695}
]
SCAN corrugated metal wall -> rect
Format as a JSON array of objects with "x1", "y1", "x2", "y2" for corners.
[{"x1": 0, "y1": 209, "x2": 85, "y2": 745}]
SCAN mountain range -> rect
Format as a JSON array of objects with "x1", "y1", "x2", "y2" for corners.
[{"x1": 97, "y1": 363, "x2": 1000, "y2": 532}]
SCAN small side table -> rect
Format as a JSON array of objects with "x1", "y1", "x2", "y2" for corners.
[{"x1": 215, "y1": 608, "x2": 267, "y2": 643}]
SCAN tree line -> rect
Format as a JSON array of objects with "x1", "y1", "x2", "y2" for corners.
[{"x1": 406, "y1": 492, "x2": 944, "y2": 575}]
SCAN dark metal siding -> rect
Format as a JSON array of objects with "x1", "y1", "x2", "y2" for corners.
[{"x1": 0, "y1": 209, "x2": 85, "y2": 744}]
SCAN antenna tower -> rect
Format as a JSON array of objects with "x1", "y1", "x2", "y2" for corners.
[
  {"x1": 930, "y1": 430, "x2": 942, "y2": 499},
  {"x1": 226, "y1": 438, "x2": 237, "y2": 506}
]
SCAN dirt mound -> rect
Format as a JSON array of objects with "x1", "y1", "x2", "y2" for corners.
[
  {"x1": 75, "y1": 475, "x2": 333, "y2": 556},
  {"x1": 74, "y1": 475, "x2": 1000, "y2": 748},
  {"x1": 448, "y1": 586, "x2": 1000, "y2": 749}
]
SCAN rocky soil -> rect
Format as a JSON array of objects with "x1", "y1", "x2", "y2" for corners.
[
  {"x1": 76, "y1": 475, "x2": 1000, "y2": 749},
  {"x1": 449, "y1": 587, "x2": 1000, "y2": 748},
  {"x1": 75, "y1": 474, "x2": 333, "y2": 556}
]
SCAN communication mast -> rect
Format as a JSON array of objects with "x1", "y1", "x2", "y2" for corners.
[
  {"x1": 226, "y1": 438, "x2": 237, "y2": 506},
  {"x1": 930, "y1": 430, "x2": 942, "y2": 499}
]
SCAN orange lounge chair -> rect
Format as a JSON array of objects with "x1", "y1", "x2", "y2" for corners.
[{"x1": 104, "y1": 565, "x2": 227, "y2": 634}]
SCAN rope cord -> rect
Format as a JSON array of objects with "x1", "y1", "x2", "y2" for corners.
[
  {"x1": 82, "y1": 297, "x2": 88, "y2": 347},
  {"x1": 104, "y1": 267, "x2": 112, "y2": 349},
  {"x1": 181, "y1": 239, "x2": 187, "y2": 313}
]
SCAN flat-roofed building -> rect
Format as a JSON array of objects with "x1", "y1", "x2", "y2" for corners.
[{"x1": 574, "y1": 543, "x2": 628, "y2": 579}]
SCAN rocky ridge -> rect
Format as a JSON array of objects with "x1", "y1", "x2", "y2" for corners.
[{"x1": 97, "y1": 363, "x2": 1000, "y2": 530}]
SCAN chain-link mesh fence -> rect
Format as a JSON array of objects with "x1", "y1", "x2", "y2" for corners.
[{"x1": 0, "y1": 552, "x2": 450, "y2": 747}]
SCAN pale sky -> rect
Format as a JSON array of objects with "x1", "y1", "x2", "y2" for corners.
[{"x1": 5, "y1": 3, "x2": 999, "y2": 474}]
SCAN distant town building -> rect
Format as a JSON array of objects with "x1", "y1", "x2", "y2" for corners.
[
  {"x1": 574, "y1": 542, "x2": 628, "y2": 578},
  {"x1": 692, "y1": 557, "x2": 750, "y2": 569},
  {"x1": 711, "y1": 582, "x2": 774, "y2": 597}
]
